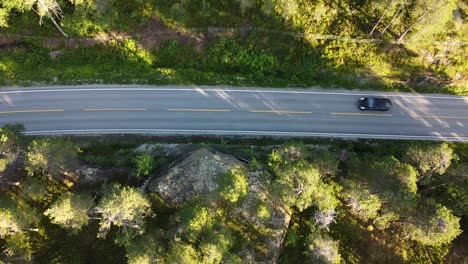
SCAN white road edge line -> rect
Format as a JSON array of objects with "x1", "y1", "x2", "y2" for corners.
[
  {"x1": 22, "y1": 129, "x2": 467, "y2": 141},
  {"x1": 1, "y1": 87, "x2": 466, "y2": 100}
]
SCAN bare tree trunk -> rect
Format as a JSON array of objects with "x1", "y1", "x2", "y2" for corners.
[
  {"x1": 23, "y1": 227, "x2": 40, "y2": 232},
  {"x1": 420, "y1": 176, "x2": 466, "y2": 194},
  {"x1": 47, "y1": 15, "x2": 68, "y2": 37},
  {"x1": 36, "y1": 0, "x2": 69, "y2": 38},
  {"x1": 397, "y1": 9, "x2": 429, "y2": 43},
  {"x1": 391, "y1": 219, "x2": 419, "y2": 225},
  {"x1": 419, "y1": 182, "x2": 451, "y2": 193},
  {"x1": 369, "y1": 0, "x2": 395, "y2": 36},
  {"x1": 381, "y1": 5, "x2": 403, "y2": 35},
  {"x1": 0, "y1": 181, "x2": 21, "y2": 187}
]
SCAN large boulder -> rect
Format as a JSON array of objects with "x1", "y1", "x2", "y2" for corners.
[
  {"x1": 134, "y1": 143, "x2": 195, "y2": 157},
  {"x1": 148, "y1": 148, "x2": 245, "y2": 207},
  {"x1": 148, "y1": 148, "x2": 291, "y2": 263}
]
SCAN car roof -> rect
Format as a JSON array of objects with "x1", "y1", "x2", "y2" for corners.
[{"x1": 372, "y1": 98, "x2": 391, "y2": 107}]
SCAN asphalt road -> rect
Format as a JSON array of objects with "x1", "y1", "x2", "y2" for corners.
[{"x1": 0, "y1": 85, "x2": 467, "y2": 141}]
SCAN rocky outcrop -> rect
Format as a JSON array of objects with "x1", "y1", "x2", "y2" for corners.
[
  {"x1": 135, "y1": 143, "x2": 195, "y2": 157},
  {"x1": 148, "y1": 148, "x2": 244, "y2": 207},
  {"x1": 76, "y1": 166, "x2": 134, "y2": 187},
  {"x1": 148, "y1": 148, "x2": 291, "y2": 263}
]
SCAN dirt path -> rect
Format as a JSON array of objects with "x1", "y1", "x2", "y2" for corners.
[
  {"x1": 1, "y1": 23, "x2": 387, "y2": 50},
  {"x1": 2, "y1": 21, "x2": 464, "y2": 50}
]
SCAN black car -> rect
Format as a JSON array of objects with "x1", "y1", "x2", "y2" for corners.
[{"x1": 358, "y1": 97, "x2": 392, "y2": 111}]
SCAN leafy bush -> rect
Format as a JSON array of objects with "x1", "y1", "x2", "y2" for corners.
[
  {"x1": 177, "y1": 201, "x2": 214, "y2": 241},
  {"x1": 134, "y1": 153, "x2": 155, "y2": 177},
  {"x1": 155, "y1": 40, "x2": 198, "y2": 68},
  {"x1": 218, "y1": 167, "x2": 248, "y2": 203},
  {"x1": 207, "y1": 38, "x2": 279, "y2": 77}
]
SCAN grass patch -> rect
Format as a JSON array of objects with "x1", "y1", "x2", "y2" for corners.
[{"x1": 1, "y1": 36, "x2": 465, "y2": 95}]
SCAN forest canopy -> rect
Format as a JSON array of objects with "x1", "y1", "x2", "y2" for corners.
[{"x1": 0, "y1": 125, "x2": 467, "y2": 263}]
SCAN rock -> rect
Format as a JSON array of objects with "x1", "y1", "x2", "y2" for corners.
[
  {"x1": 77, "y1": 166, "x2": 100, "y2": 184},
  {"x1": 148, "y1": 148, "x2": 290, "y2": 263},
  {"x1": 135, "y1": 143, "x2": 194, "y2": 157},
  {"x1": 49, "y1": 50, "x2": 64, "y2": 59},
  {"x1": 76, "y1": 166, "x2": 134, "y2": 186},
  {"x1": 148, "y1": 148, "x2": 244, "y2": 207}
]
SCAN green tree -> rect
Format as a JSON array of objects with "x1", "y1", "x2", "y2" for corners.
[
  {"x1": 0, "y1": 195, "x2": 39, "y2": 238},
  {"x1": 306, "y1": 233, "x2": 341, "y2": 264},
  {"x1": 373, "y1": 210, "x2": 400, "y2": 230},
  {"x1": 275, "y1": 0, "x2": 299, "y2": 21},
  {"x1": 269, "y1": 144, "x2": 338, "y2": 213},
  {"x1": 25, "y1": 138, "x2": 79, "y2": 181},
  {"x1": 44, "y1": 192, "x2": 94, "y2": 233},
  {"x1": 199, "y1": 242, "x2": 224, "y2": 264},
  {"x1": 218, "y1": 167, "x2": 248, "y2": 203},
  {"x1": 2, "y1": 232, "x2": 35, "y2": 262},
  {"x1": 433, "y1": 179, "x2": 468, "y2": 216},
  {"x1": 22, "y1": 177, "x2": 49, "y2": 203},
  {"x1": 0, "y1": 194, "x2": 39, "y2": 262},
  {"x1": 0, "y1": 0, "x2": 79, "y2": 36},
  {"x1": 121, "y1": 233, "x2": 160, "y2": 264},
  {"x1": 310, "y1": 150, "x2": 339, "y2": 177},
  {"x1": 403, "y1": 203, "x2": 461, "y2": 245},
  {"x1": 420, "y1": 162, "x2": 468, "y2": 195},
  {"x1": 399, "y1": 0, "x2": 457, "y2": 43},
  {"x1": 272, "y1": 161, "x2": 319, "y2": 211},
  {"x1": 349, "y1": 156, "x2": 418, "y2": 212},
  {"x1": 235, "y1": 0, "x2": 255, "y2": 13},
  {"x1": 0, "y1": 158, "x2": 8, "y2": 174},
  {"x1": 0, "y1": 124, "x2": 24, "y2": 176},
  {"x1": 260, "y1": 0, "x2": 275, "y2": 15},
  {"x1": 273, "y1": 160, "x2": 338, "y2": 213},
  {"x1": 95, "y1": 184, "x2": 152, "y2": 238},
  {"x1": 404, "y1": 143, "x2": 455, "y2": 178},
  {"x1": 341, "y1": 179, "x2": 382, "y2": 222},
  {"x1": 0, "y1": 0, "x2": 30, "y2": 27},
  {"x1": 166, "y1": 243, "x2": 200, "y2": 264},
  {"x1": 0, "y1": 124, "x2": 24, "y2": 154},
  {"x1": 368, "y1": 0, "x2": 410, "y2": 37}
]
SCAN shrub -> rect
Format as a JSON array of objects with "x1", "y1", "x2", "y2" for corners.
[
  {"x1": 207, "y1": 38, "x2": 278, "y2": 77},
  {"x1": 218, "y1": 167, "x2": 249, "y2": 203},
  {"x1": 134, "y1": 153, "x2": 155, "y2": 177}
]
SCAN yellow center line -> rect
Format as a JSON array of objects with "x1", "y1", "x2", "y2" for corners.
[
  {"x1": 168, "y1": 108, "x2": 231, "y2": 112},
  {"x1": 83, "y1": 108, "x2": 147, "y2": 111},
  {"x1": 249, "y1": 110, "x2": 312, "y2": 114},
  {"x1": 413, "y1": 115, "x2": 468, "y2": 120},
  {"x1": 0, "y1": 109, "x2": 64, "y2": 114},
  {"x1": 330, "y1": 112, "x2": 393, "y2": 117}
]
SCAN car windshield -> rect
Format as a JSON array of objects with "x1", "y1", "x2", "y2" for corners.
[{"x1": 368, "y1": 98, "x2": 375, "y2": 108}]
